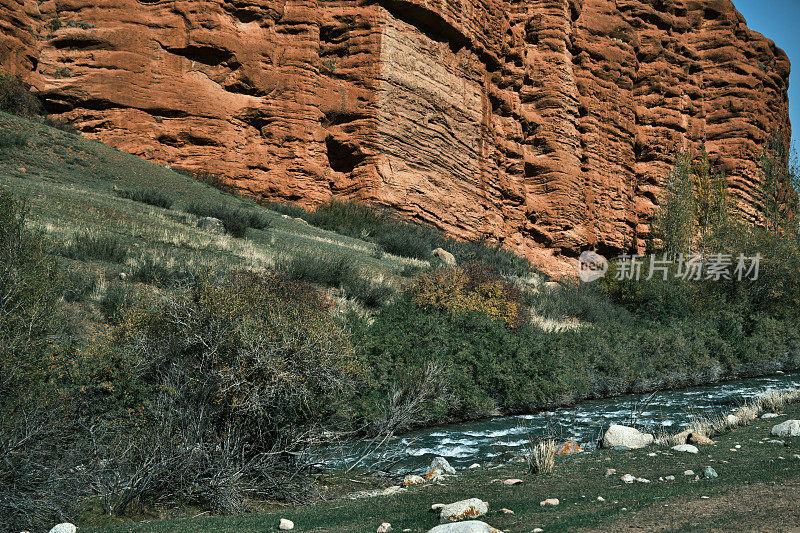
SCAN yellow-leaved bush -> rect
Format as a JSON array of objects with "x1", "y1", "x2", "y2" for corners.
[{"x1": 410, "y1": 263, "x2": 528, "y2": 328}]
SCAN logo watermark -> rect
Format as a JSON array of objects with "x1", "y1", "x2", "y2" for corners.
[{"x1": 578, "y1": 253, "x2": 762, "y2": 282}]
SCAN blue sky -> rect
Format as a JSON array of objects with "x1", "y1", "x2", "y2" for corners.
[{"x1": 733, "y1": 0, "x2": 799, "y2": 152}]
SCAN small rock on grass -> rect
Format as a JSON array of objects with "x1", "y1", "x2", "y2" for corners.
[
  {"x1": 664, "y1": 475, "x2": 676, "y2": 481},
  {"x1": 540, "y1": 498, "x2": 559, "y2": 506},
  {"x1": 48, "y1": 525, "x2": 76, "y2": 533},
  {"x1": 684, "y1": 470, "x2": 695, "y2": 476},
  {"x1": 500, "y1": 508, "x2": 514, "y2": 514},
  {"x1": 703, "y1": 466, "x2": 718, "y2": 479},
  {"x1": 597, "y1": 496, "x2": 606, "y2": 502},
  {"x1": 621, "y1": 474, "x2": 635, "y2": 483},
  {"x1": 503, "y1": 478, "x2": 523, "y2": 485},
  {"x1": 439, "y1": 498, "x2": 489, "y2": 523},
  {"x1": 279, "y1": 518, "x2": 294, "y2": 530},
  {"x1": 533, "y1": 529, "x2": 544, "y2": 533},
  {"x1": 761, "y1": 413, "x2": 779, "y2": 419},
  {"x1": 427, "y1": 521, "x2": 501, "y2": 533},
  {"x1": 672, "y1": 444, "x2": 699, "y2": 454},
  {"x1": 377, "y1": 523, "x2": 392, "y2": 533},
  {"x1": 605, "y1": 468, "x2": 617, "y2": 476}
]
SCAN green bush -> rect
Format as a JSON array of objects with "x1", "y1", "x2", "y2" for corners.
[
  {"x1": 41, "y1": 115, "x2": 80, "y2": 133},
  {"x1": 115, "y1": 186, "x2": 175, "y2": 209},
  {"x1": 184, "y1": 202, "x2": 270, "y2": 238},
  {"x1": 0, "y1": 129, "x2": 29, "y2": 150},
  {"x1": 61, "y1": 232, "x2": 127, "y2": 263},
  {"x1": 0, "y1": 74, "x2": 42, "y2": 117},
  {"x1": 100, "y1": 280, "x2": 134, "y2": 323},
  {"x1": 60, "y1": 266, "x2": 98, "y2": 303},
  {"x1": 277, "y1": 250, "x2": 356, "y2": 287},
  {"x1": 129, "y1": 253, "x2": 197, "y2": 287}
]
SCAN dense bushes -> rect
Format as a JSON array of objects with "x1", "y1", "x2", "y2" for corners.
[
  {"x1": 60, "y1": 231, "x2": 128, "y2": 263},
  {"x1": 0, "y1": 74, "x2": 42, "y2": 118},
  {"x1": 185, "y1": 202, "x2": 270, "y2": 237},
  {"x1": 115, "y1": 186, "x2": 175, "y2": 209},
  {"x1": 95, "y1": 271, "x2": 364, "y2": 513}
]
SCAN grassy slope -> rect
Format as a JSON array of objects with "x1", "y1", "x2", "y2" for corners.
[
  {"x1": 0, "y1": 111, "x2": 422, "y2": 281},
  {"x1": 86, "y1": 402, "x2": 800, "y2": 532}
]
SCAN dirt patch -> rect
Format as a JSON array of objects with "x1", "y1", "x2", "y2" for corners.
[{"x1": 580, "y1": 480, "x2": 800, "y2": 532}]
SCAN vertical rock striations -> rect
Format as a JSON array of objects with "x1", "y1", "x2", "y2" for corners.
[{"x1": 0, "y1": 0, "x2": 790, "y2": 274}]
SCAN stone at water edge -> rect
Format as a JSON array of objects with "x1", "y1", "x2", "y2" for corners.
[
  {"x1": 469, "y1": 463, "x2": 481, "y2": 469},
  {"x1": 425, "y1": 468, "x2": 444, "y2": 482},
  {"x1": 377, "y1": 522, "x2": 392, "y2": 533},
  {"x1": 278, "y1": 518, "x2": 295, "y2": 530},
  {"x1": 427, "y1": 521, "x2": 501, "y2": 533},
  {"x1": 48, "y1": 525, "x2": 76, "y2": 533},
  {"x1": 602, "y1": 425, "x2": 654, "y2": 449},
  {"x1": 429, "y1": 456, "x2": 457, "y2": 475},
  {"x1": 672, "y1": 444, "x2": 699, "y2": 454},
  {"x1": 439, "y1": 498, "x2": 489, "y2": 523},
  {"x1": 703, "y1": 466, "x2": 719, "y2": 479},
  {"x1": 403, "y1": 474, "x2": 425, "y2": 486},
  {"x1": 556, "y1": 440, "x2": 583, "y2": 455},
  {"x1": 540, "y1": 498, "x2": 559, "y2": 506},
  {"x1": 771, "y1": 420, "x2": 800, "y2": 437}
]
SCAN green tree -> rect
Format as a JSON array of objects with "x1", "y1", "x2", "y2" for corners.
[{"x1": 760, "y1": 129, "x2": 798, "y2": 234}]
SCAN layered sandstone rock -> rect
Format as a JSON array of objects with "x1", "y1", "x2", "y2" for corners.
[{"x1": 0, "y1": 0, "x2": 791, "y2": 275}]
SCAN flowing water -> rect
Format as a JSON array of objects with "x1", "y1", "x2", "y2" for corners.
[{"x1": 323, "y1": 372, "x2": 800, "y2": 472}]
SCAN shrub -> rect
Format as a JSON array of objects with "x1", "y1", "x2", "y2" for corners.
[
  {"x1": 100, "y1": 280, "x2": 134, "y2": 323},
  {"x1": 129, "y1": 252, "x2": 197, "y2": 287},
  {"x1": 99, "y1": 271, "x2": 364, "y2": 513},
  {"x1": 184, "y1": 202, "x2": 269, "y2": 238},
  {"x1": 115, "y1": 186, "x2": 175, "y2": 209},
  {"x1": 277, "y1": 250, "x2": 356, "y2": 287},
  {"x1": 342, "y1": 271, "x2": 395, "y2": 308},
  {"x1": 0, "y1": 74, "x2": 42, "y2": 117},
  {"x1": 410, "y1": 263, "x2": 528, "y2": 328},
  {"x1": 41, "y1": 115, "x2": 80, "y2": 133},
  {"x1": 60, "y1": 265, "x2": 98, "y2": 302},
  {"x1": 60, "y1": 232, "x2": 127, "y2": 263}
]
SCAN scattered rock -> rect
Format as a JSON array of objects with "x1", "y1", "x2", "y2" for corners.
[
  {"x1": 766, "y1": 439, "x2": 785, "y2": 445},
  {"x1": 427, "y1": 521, "x2": 501, "y2": 533},
  {"x1": 469, "y1": 463, "x2": 481, "y2": 469},
  {"x1": 503, "y1": 478, "x2": 524, "y2": 486},
  {"x1": 647, "y1": 452, "x2": 657, "y2": 457},
  {"x1": 684, "y1": 470, "x2": 695, "y2": 476},
  {"x1": 605, "y1": 468, "x2": 617, "y2": 476},
  {"x1": 431, "y1": 503, "x2": 446, "y2": 512},
  {"x1": 278, "y1": 519, "x2": 294, "y2": 531},
  {"x1": 735, "y1": 444, "x2": 742, "y2": 449},
  {"x1": 48, "y1": 525, "x2": 76, "y2": 533},
  {"x1": 703, "y1": 466, "x2": 718, "y2": 479},
  {"x1": 382, "y1": 485, "x2": 403, "y2": 496},
  {"x1": 439, "y1": 498, "x2": 489, "y2": 522},
  {"x1": 18, "y1": 167, "x2": 26, "y2": 173},
  {"x1": 726, "y1": 414, "x2": 739, "y2": 426},
  {"x1": 597, "y1": 496, "x2": 605, "y2": 502},
  {"x1": 689, "y1": 434, "x2": 715, "y2": 445},
  {"x1": 119, "y1": 272, "x2": 127, "y2": 280},
  {"x1": 533, "y1": 529, "x2": 544, "y2": 533},
  {"x1": 621, "y1": 474, "x2": 636, "y2": 483},
  {"x1": 403, "y1": 474, "x2": 425, "y2": 486},
  {"x1": 556, "y1": 440, "x2": 583, "y2": 455},
  {"x1": 197, "y1": 216, "x2": 226, "y2": 234},
  {"x1": 429, "y1": 456, "x2": 457, "y2": 475},
  {"x1": 500, "y1": 508, "x2": 514, "y2": 514},
  {"x1": 664, "y1": 475, "x2": 676, "y2": 481},
  {"x1": 671, "y1": 444, "x2": 699, "y2": 454},
  {"x1": 603, "y1": 425, "x2": 654, "y2": 449},
  {"x1": 771, "y1": 420, "x2": 800, "y2": 437},
  {"x1": 425, "y1": 469, "x2": 444, "y2": 482},
  {"x1": 432, "y1": 248, "x2": 457, "y2": 266},
  {"x1": 636, "y1": 477, "x2": 651, "y2": 483},
  {"x1": 761, "y1": 413, "x2": 779, "y2": 419},
  {"x1": 378, "y1": 522, "x2": 392, "y2": 533},
  {"x1": 539, "y1": 498, "x2": 559, "y2": 506}
]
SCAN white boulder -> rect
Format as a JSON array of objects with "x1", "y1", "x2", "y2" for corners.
[
  {"x1": 428, "y1": 456, "x2": 456, "y2": 475},
  {"x1": 377, "y1": 523, "x2": 392, "y2": 533},
  {"x1": 439, "y1": 498, "x2": 489, "y2": 523},
  {"x1": 279, "y1": 518, "x2": 295, "y2": 530},
  {"x1": 48, "y1": 525, "x2": 76, "y2": 533},
  {"x1": 771, "y1": 420, "x2": 800, "y2": 437},
  {"x1": 427, "y1": 521, "x2": 501, "y2": 533},
  {"x1": 602, "y1": 424, "x2": 654, "y2": 449},
  {"x1": 726, "y1": 414, "x2": 739, "y2": 426},
  {"x1": 671, "y1": 444, "x2": 699, "y2": 454}
]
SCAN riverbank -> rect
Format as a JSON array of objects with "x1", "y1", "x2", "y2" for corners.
[{"x1": 84, "y1": 394, "x2": 800, "y2": 532}]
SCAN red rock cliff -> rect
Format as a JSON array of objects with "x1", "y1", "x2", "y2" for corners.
[{"x1": 0, "y1": 0, "x2": 791, "y2": 274}]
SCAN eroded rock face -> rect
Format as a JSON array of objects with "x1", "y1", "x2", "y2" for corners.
[{"x1": 1, "y1": 0, "x2": 790, "y2": 275}]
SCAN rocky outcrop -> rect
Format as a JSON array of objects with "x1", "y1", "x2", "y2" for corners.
[{"x1": 0, "y1": 0, "x2": 790, "y2": 275}]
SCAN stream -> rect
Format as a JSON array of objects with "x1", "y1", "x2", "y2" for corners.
[{"x1": 321, "y1": 372, "x2": 800, "y2": 472}]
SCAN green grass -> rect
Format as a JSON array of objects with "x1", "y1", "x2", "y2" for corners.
[
  {"x1": 84, "y1": 401, "x2": 800, "y2": 532},
  {"x1": 0, "y1": 111, "x2": 425, "y2": 286}
]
